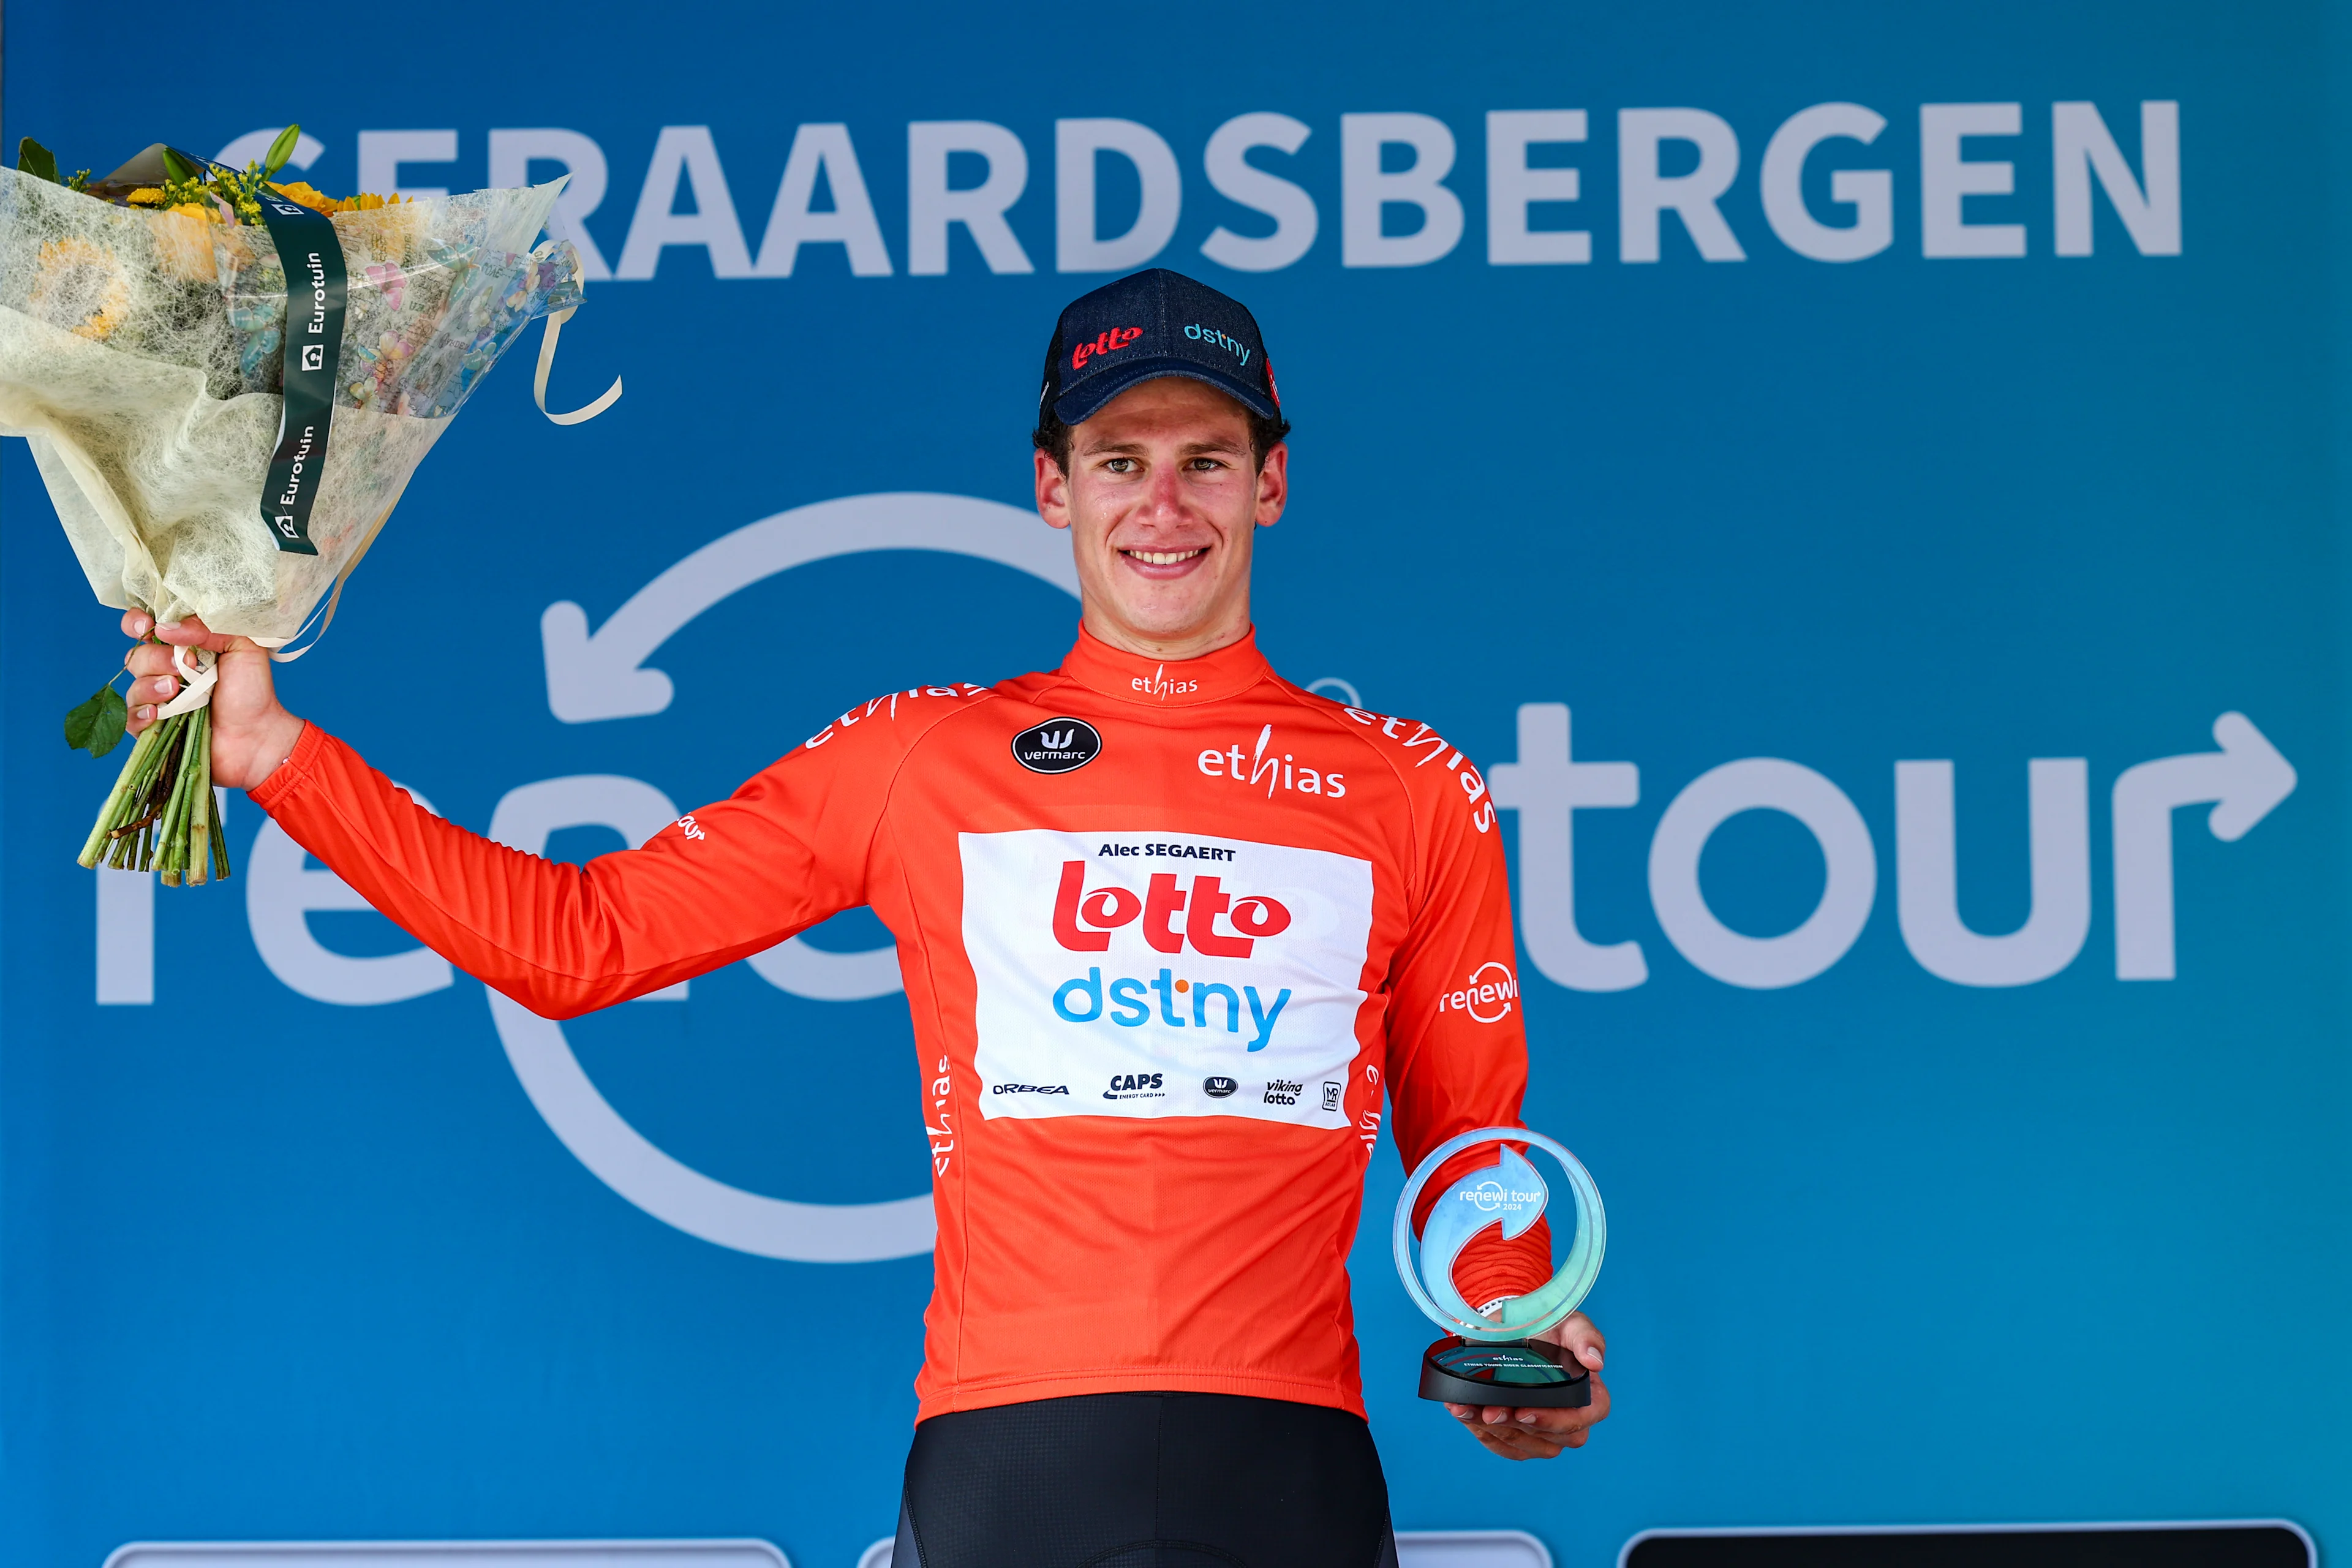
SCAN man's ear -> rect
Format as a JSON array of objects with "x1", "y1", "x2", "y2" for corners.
[
  {"x1": 1035, "y1": 448, "x2": 1072, "y2": 531},
  {"x1": 1254, "y1": 441, "x2": 1288, "y2": 529}
]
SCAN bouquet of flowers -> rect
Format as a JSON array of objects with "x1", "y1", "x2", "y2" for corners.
[{"x1": 0, "y1": 128, "x2": 612, "y2": 884}]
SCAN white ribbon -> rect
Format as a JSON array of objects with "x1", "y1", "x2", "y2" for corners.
[
  {"x1": 149, "y1": 631, "x2": 297, "y2": 716},
  {"x1": 534, "y1": 306, "x2": 622, "y2": 426},
  {"x1": 152, "y1": 643, "x2": 217, "y2": 720}
]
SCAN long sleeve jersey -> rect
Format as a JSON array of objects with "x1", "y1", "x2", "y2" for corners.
[{"x1": 251, "y1": 626, "x2": 1548, "y2": 1419}]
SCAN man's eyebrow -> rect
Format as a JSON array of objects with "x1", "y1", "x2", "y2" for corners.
[{"x1": 1077, "y1": 435, "x2": 1250, "y2": 458}]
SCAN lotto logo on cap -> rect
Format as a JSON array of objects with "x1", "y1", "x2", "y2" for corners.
[{"x1": 1041, "y1": 269, "x2": 1283, "y2": 426}]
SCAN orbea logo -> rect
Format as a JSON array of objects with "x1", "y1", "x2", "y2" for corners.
[
  {"x1": 1183, "y1": 322, "x2": 1252, "y2": 365},
  {"x1": 1438, "y1": 960, "x2": 1519, "y2": 1023},
  {"x1": 1052, "y1": 861, "x2": 1291, "y2": 957},
  {"x1": 1053, "y1": 966, "x2": 1292, "y2": 1050},
  {"x1": 1071, "y1": 326, "x2": 1143, "y2": 369}
]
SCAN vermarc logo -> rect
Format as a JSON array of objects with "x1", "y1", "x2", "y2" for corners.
[{"x1": 1012, "y1": 717, "x2": 1102, "y2": 774}]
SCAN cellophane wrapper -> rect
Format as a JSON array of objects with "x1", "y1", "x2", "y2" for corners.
[{"x1": 0, "y1": 168, "x2": 583, "y2": 642}]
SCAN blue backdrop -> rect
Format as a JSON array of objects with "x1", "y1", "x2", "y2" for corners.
[{"x1": 6, "y1": 3, "x2": 2345, "y2": 1565}]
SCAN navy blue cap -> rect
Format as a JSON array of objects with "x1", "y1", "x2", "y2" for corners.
[{"x1": 1041, "y1": 268, "x2": 1283, "y2": 427}]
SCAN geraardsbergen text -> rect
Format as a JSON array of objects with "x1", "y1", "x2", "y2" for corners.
[{"x1": 236, "y1": 100, "x2": 2182, "y2": 286}]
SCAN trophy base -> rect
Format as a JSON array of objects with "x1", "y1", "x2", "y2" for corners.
[{"x1": 1418, "y1": 1335, "x2": 1593, "y2": 1408}]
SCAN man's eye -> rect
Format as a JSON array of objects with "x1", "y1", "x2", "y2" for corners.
[
  {"x1": 1189, "y1": 458, "x2": 1226, "y2": 471},
  {"x1": 1104, "y1": 458, "x2": 1137, "y2": 473}
]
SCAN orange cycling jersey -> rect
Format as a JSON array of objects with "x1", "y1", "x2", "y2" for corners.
[{"x1": 252, "y1": 626, "x2": 1550, "y2": 1419}]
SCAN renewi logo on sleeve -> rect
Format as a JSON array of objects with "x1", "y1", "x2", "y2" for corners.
[{"x1": 960, "y1": 829, "x2": 1374, "y2": 1125}]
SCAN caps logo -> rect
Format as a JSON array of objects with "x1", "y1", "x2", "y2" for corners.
[{"x1": 1071, "y1": 326, "x2": 1144, "y2": 371}]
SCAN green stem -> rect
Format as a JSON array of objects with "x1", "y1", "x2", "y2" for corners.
[
  {"x1": 187, "y1": 708, "x2": 214, "y2": 886},
  {"x1": 78, "y1": 725, "x2": 163, "y2": 867},
  {"x1": 152, "y1": 720, "x2": 192, "y2": 874}
]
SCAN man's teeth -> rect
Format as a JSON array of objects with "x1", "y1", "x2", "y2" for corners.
[{"x1": 1126, "y1": 549, "x2": 1204, "y2": 565}]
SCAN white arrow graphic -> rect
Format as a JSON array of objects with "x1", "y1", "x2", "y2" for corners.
[
  {"x1": 498, "y1": 491, "x2": 1082, "y2": 1261},
  {"x1": 2113, "y1": 712, "x2": 2297, "y2": 980},
  {"x1": 541, "y1": 491, "x2": 1080, "y2": 723}
]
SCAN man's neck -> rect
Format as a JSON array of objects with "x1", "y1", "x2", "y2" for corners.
[{"x1": 1079, "y1": 606, "x2": 1255, "y2": 663}]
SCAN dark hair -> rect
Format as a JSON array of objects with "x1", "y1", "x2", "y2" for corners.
[{"x1": 1033, "y1": 390, "x2": 1291, "y2": 475}]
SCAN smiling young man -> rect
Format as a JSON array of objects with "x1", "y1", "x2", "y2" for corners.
[{"x1": 118, "y1": 269, "x2": 1607, "y2": 1567}]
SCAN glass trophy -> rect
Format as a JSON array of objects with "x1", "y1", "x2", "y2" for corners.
[{"x1": 1392, "y1": 1126, "x2": 1607, "y2": 1408}]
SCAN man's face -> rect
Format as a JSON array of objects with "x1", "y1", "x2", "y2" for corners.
[{"x1": 1036, "y1": 376, "x2": 1287, "y2": 658}]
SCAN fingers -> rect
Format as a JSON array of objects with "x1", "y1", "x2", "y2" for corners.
[
  {"x1": 1544, "y1": 1311, "x2": 1606, "y2": 1373},
  {"x1": 1449, "y1": 1407, "x2": 1572, "y2": 1460},
  {"x1": 126, "y1": 643, "x2": 176, "y2": 678},
  {"x1": 122, "y1": 616, "x2": 230, "y2": 739},
  {"x1": 1444, "y1": 1374, "x2": 1611, "y2": 1461},
  {"x1": 138, "y1": 612, "x2": 238, "y2": 653},
  {"x1": 126, "y1": 644, "x2": 187, "y2": 714}
]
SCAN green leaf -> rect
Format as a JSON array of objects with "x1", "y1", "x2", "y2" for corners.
[
  {"x1": 17, "y1": 138, "x2": 59, "y2": 184},
  {"x1": 263, "y1": 125, "x2": 301, "y2": 178},
  {"x1": 64, "y1": 684, "x2": 129, "y2": 759},
  {"x1": 160, "y1": 146, "x2": 200, "y2": 184}
]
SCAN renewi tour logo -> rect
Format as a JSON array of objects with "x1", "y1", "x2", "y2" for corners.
[
  {"x1": 1012, "y1": 717, "x2": 1102, "y2": 774},
  {"x1": 1463, "y1": 1178, "x2": 1542, "y2": 1215}
]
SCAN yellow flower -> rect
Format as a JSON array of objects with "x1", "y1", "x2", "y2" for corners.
[
  {"x1": 268, "y1": 181, "x2": 342, "y2": 214},
  {"x1": 152, "y1": 208, "x2": 223, "y2": 281},
  {"x1": 29, "y1": 236, "x2": 132, "y2": 342},
  {"x1": 124, "y1": 187, "x2": 166, "y2": 206}
]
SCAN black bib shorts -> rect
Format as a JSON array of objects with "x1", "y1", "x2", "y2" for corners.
[{"x1": 891, "y1": 1390, "x2": 1401, "y2": 1568}]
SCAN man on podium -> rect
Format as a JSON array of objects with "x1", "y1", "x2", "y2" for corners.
[{"x1": 116, "y1": 268, "x2": 1608, "y2": 1568}]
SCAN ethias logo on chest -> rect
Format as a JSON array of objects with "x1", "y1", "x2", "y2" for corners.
[{"x1": 1196, "y1": 724, "x2": 1346, "y2": 801}]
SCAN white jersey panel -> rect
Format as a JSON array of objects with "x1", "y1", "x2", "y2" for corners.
[{"x1": 962, "y1": 829, "x2": 1375, "y2": 1125}]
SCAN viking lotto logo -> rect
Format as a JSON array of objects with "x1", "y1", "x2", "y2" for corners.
[{"x1": 1012, "y1": 717, "x2": 1102, "y2": 774}]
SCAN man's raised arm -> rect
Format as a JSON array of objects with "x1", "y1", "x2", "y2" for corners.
[{"x1": 121, "y1": 610, "x2": 892, "y2": 1019}]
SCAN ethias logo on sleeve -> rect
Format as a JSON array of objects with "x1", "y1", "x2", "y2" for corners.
[{"x1": 961, "y1": 830, "x2": 1376, "y2": 1126}]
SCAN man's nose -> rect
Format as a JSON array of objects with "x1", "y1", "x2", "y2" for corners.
[{"x1": 1143, "y1": 463, "x2": 1189, "y2": 519}]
